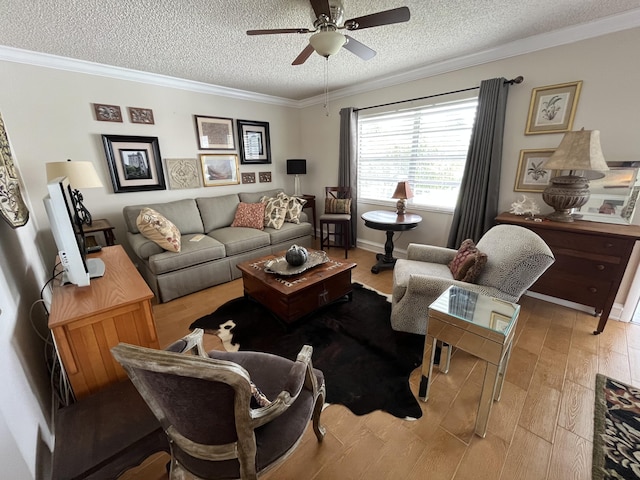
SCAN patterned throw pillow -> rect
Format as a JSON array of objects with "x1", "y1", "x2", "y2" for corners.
[
  {"x1": 448, "y1": 239, "x2": 488, "y2": 283},
  {"x1": 136, "y1": 207, "x2": 181, "y2": 252},
  {"x1": 250, "y1": 381, "x2": 272, "y2": 408},
  {"x1": 231, "y1": 202, "x2": 265, "y2": 230},
  {"x1": 260, "y1": 195, "x2": 286, "y2": 230},
  {"x1": 275, "y1": 192, "x2": 307, "y2": 224},
  {"x1": 325, "y1": 198, "x2": 351, "y2": 214}
]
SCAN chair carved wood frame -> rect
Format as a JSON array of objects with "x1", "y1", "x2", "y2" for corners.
[{"x1": 111, "y1": 329, "x2": 326, "y2": 480}]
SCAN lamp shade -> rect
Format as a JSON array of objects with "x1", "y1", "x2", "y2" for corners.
[
  {"x1": 542, "y1": 129, "x2": 609, "y2": 172},
  {"x1": 286, "y1": 159, "x2": 307, "y2": 175},
  {"x1": 391, "y1": 181, "x2": 414, "y2": 200},
  {"x1": 309, "y1": 31, "x2": 346, "y2": 57},
  {"x1": 46, "y1": 160, "x2": 103, "y2": 188}
]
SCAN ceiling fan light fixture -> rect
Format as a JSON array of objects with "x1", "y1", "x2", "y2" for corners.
[{"x1": 309, "y1": 30, "x2": 345, "y2": 57}]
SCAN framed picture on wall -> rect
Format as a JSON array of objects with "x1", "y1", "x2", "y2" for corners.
[
  {"x1": 514, "y1": 149, "x2": 558, "y2": 193},
  {"x1": 200, "y1": 154, "x2": 240, "y2": 187},
  {"x1": 194, "y1": 115, "x2": 235, "y2": 150},
  {"x1": 102, "y1": 135, "x2": 166, "y2": 193},
  {"x1": 525, "y1": 81, "x2": 582, "y2": 135},
  {"x1": 237, "y1": 119, "x2": 271, "y2": 164}
]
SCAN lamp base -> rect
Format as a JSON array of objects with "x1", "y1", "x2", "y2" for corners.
[
  {"x1": 395, "y1": 199, "x2": 407, "y2": 215},
  {"x1": 542, "y1": 175, "x2": 590, "y2": 223},
  {"x1": 293, "y1": 175, "x2": 301, "y2": 197}
]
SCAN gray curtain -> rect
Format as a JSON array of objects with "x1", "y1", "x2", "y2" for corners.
[
  {"x1": 447, "y1": 78, "x2": 510, "y2": 248},
  {"x1": 338, "y1": 107, "x2": 358, "y2": 246}
]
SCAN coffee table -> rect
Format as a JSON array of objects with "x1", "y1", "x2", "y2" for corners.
[{"x1": 236, "y1": 249, "x2": 357, "y2": 324}]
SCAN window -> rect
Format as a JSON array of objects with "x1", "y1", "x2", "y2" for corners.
[{"x1": 357, "y1": 98, "x2": 478, "y2": 210}]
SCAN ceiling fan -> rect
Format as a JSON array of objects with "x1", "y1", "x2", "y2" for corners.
[{"x1": 247, "y1": 0, "x2": 410, "y2": 65}]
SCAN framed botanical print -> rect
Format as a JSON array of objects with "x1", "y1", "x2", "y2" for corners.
[
  {"x1": 525, "y1": 81, "x2": 582, "y2": 135},
  {"x1": 237, "y1": 119, "x2": 271, "y2": 164},
  {"x1": 102, "y1": 135, "x2": 166, "y2": 193},
  {"x1": 200, "y1": 154, "x2": 240, "y2": 187},
  {"x1": 514, "y1": 149, "x2": 558, "y2": 192},
  {"x1": 194, "y1": 115, "x2": 235, "y2": 150}
]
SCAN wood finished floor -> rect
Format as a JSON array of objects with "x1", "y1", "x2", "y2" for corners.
[{"x1": 119, "y1": 244, "x2": 640, "y2": 480}]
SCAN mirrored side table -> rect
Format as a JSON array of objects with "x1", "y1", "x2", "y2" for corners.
[{"x1": 419, "y1": 285, "x2": 520, "y2": 437}]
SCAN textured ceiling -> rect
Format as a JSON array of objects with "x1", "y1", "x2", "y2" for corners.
[{"x1": 1, "y1": 0, "x2": 640, "y2": 101}]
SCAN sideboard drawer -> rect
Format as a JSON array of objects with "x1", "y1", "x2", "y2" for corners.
[
  {"x1": 530, "y1": 228, "x2": 628, "y2": 256},
  {"x1": 549, "y1": 253, "x2": 623, "y2": 280}
]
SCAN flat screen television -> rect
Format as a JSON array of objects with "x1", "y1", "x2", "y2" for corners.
[{"x1": 43, "y1": 177, "x2": 105, "y2": 286}]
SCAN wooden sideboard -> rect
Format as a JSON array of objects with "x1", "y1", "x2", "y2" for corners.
[
  {"x1": 49, "y1": 245, "x2": 159, "y2": 399},
  {"x1": 496, "y1": 213, "x2": 640, "y2": 334}
]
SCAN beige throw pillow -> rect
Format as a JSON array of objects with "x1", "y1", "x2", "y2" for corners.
[
  {"x1": 277, "y1": 192, "x2": 307, "y2": 224},
  {"x1": 260, "y1": 195, "x2": 286, "y2": 229},
  {"x1": 136, "y1": 207, "x2": 181, "y2": 252}
]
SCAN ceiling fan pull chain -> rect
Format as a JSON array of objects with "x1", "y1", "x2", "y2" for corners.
[{"x1": 324, "y1": 57, "x2": 330, "y2": 116}]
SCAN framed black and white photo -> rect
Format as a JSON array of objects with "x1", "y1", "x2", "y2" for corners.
[
  {"x1": 194, "y1": 115, "x2": 235, "y2": 150},
  {"x1": 237, "y1": 119, "x2": 271, "y2": 164},
  {"x1": 102, "y1": 135, "x2": 166, "y2": 193}
]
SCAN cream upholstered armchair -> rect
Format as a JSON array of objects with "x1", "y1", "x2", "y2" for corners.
[{"x1": 391, "y1": 224, "x2": 555, "y2": 335}]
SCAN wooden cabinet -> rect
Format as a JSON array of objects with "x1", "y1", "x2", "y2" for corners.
[
  {"x1": 496, "y1": 213, "x2": 640, "y2": 334},
  {"x1": 49, "y1": 245, "x2": 159, "y2": 399}
]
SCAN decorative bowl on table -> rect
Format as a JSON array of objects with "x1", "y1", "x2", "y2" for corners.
[{"x1": 264, "y1": 250, "x2": 329, "y2": 276}]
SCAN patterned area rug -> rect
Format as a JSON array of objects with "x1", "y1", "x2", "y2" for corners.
[
  {"x1": 593, "y1": 373, "x2": 640, "y2": 480},
  {"x1": 190, "y1": 283, "x2": 424, "y2": 419}
]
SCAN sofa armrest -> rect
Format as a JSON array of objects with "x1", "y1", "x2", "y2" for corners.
[{"x1": 407, "y1": 243, "x2": 457, "y2": 264}]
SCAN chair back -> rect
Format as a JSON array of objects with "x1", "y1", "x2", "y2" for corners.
[
  {"x1": 325, "y1": 186, "x2": 351, "y2": 199},
  {"x1": 475, "y1": 224, "x2": 555, "y2": 298},
  {"x1": 111, "y1": 343, "x2": 256, "y2": 468}
]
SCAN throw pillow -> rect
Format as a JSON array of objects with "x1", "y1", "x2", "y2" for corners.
[
  {"x1": 448, "y1": 239, "x2": 488, "y2": 283},
  {"x1": 250, "y1": 381, "x2": 272, "y2": 408},
  {"x1": 136, "y1": 207, "x2": 181, "y2": 252},
  {"x1": 325, "y1": 198, "x2": 351, "y2": 214},
  {"x1": 277, "y1": 192, "x2": 307, "y2": 224},
  {"x1": 231, "y1": 202, "x2": 266, "y2": 230},
  {"x1": 260, "y1": 195, "x2": 286, "y2": 230}
]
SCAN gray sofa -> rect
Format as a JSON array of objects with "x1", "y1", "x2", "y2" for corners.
[{"x1": 123, "y1": 189, "x2": 312, "y2": 303}]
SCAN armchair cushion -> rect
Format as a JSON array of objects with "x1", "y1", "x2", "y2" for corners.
[
  {"x1": 324, "y1": 198, "x2": 351, "y2": 214},
  {"x1": 448, "y1": 239, "x2": 487, "y2": 283}
]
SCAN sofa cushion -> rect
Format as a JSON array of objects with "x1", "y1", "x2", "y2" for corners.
[
  {"x1": 208, "y1": 227, "x2": 271, "y2": 256},
  {"x1": 231, "y1": 202, "x2": 266, "y2": 230},
  {"x1": 146, "y1": 234, "x2": 226, "y2": 275},
  {"x1": 277, "y1": 192, "x2": 306, "y2": 224},
  {"x1": 136, "y1": 208, "x2": 182, "y2": 252},
  {"x1": 238, "y1": 188, "x2": 284, "y2": 204},
  {"x1": 196, "y1": 194, "x2": 240, "y2": 233},
  {"x1": 265, "y1": 222, "x2": 313, "y2": 245},
  {"x1": 123, "y1": 199, "x2": 204, "y2": 235}
]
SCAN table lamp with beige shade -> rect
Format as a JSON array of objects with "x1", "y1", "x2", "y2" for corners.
[
  {"x1": 392, "y1": 181, "x2": 413, "y2": 215},
  {"x1": 541, "y1": 128, "x2": 609, "y2": 222},
  {"x1": 46, "y1": 159, "x2": 103, "y2": 226}
]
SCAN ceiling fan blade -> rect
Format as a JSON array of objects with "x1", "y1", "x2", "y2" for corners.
[
  {"x1": 343, "y1": 35, "x2": 376, "y2": 60},
  {"x1": 344, "y1": 6, "x2": 410, "y2": 30},
  {"x1": 247, "y1": 28, "x2": 311, "y2": 35},
  {"x1": 310, "y1": 0, "x2": 331, "y2": 19},
  {"x1": 292, "y1": 44, "x2": 315, "y2": 65}
]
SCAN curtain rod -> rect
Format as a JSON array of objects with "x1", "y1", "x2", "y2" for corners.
[{"x1": 354, "y1": 76, "x2": 524, "y2": 113}]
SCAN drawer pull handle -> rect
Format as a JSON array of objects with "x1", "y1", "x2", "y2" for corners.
[
  {"x1": 604, "y1": 243, "x2": 614, "y2": 248},
  {"x1": 589, "y1": 287, "x2": 598, "y2": 293},
  {"x1": 596, "y1": 264, "x2": 605, "y2": 271}
]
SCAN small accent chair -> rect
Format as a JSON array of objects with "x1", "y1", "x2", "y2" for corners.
[
  {"x1": 391, "y1": 224, "x2": 555, "y2": 335},
  {"x1": 111, "y1": 329, "x2": 326, "y2": 480},
  {"x1": 319, "y1": 186, "x2": 352, "y2": 258}
]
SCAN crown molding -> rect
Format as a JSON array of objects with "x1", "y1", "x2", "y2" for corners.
[
  {"x1": 298, "y1": 8, "x2": 640, "y2": 108},
  {"x1": 1, "y1": 8, "x2": 639, "y2": 109},
  {"x1": 0, "y1": 46, "x2": 298, "y2": 108}
]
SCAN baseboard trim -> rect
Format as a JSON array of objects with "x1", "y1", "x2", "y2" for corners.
[{"x1": 524, "y1": 291, "x2": 625, "y2": 323}]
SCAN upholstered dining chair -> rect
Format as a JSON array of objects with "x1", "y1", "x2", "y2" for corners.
[
  {"x1": 111, "y1": 329, "x2": 326, "y2": 480},
  {"x1": 319, "y1": 186, "x2": 352, "y2": 258},
  {"x1": 391, "y1": 224, "x2": 555, "y2": 335}
]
